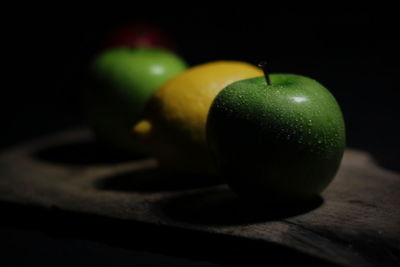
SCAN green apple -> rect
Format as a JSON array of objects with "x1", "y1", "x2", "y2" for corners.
[
  {"x1": 206, "y1": 71, "x2": 346, "y2": 201},
  {"x1": 84, "y1": 47, "x2": 187, "y2": 153}
]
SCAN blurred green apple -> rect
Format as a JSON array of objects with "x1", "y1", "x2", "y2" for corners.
[
  {"x1": 84, "y1": 47, "x2": 187, "y2": 153},
  {"x1": 207, "y1": 73, "x2": 346, "y2": 201}
]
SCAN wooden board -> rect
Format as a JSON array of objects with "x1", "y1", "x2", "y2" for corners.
[{"x1": 0, "y1": 128, "x2": 399, "y2": 266}]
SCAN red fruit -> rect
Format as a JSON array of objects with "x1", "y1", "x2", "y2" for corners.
[{"x1": 104, "y1": 23, "x2": 175, "y2": 51}]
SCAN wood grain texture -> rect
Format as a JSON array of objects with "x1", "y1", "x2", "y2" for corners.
[{"x1": 0, "y1": 128, "x2": 399, "y2": 267}]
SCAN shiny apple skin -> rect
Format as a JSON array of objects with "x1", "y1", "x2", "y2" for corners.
[{"x1": 206, "y1": 74, "x2": 346, "y2": 201}]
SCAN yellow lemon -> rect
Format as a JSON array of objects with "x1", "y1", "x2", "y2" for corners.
[{"x1": 133, "y1": 61, "x2": 263, "y2": 175}]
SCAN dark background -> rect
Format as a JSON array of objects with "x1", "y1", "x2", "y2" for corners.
[
  {"x1": 3, "y1": 6, "x2": 400, "y2": 170},
  {"x1": 2, "y1": 5, "x2": 399, "y2": 266}
]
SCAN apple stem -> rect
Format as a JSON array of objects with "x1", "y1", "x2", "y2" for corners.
[{"x1": 258, "y1": 61, "x2": 271, "y2": 85}]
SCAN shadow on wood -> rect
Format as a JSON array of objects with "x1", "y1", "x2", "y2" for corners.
[
  {"x1": 0, "y1": 201, "x2": 338, "y2": 267},
  {"x1": 96, "y1": 167, "x2": 223, "y2": 193},
  {"x1": 2, "y1": 129, "x2": 399, "y2": 266},
  {"x1": 32, "y1": 140, "x2": 148, "y2": 165},
  {"x1": 162, "y1": 188, "x2": 324, "y2": 226}
]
